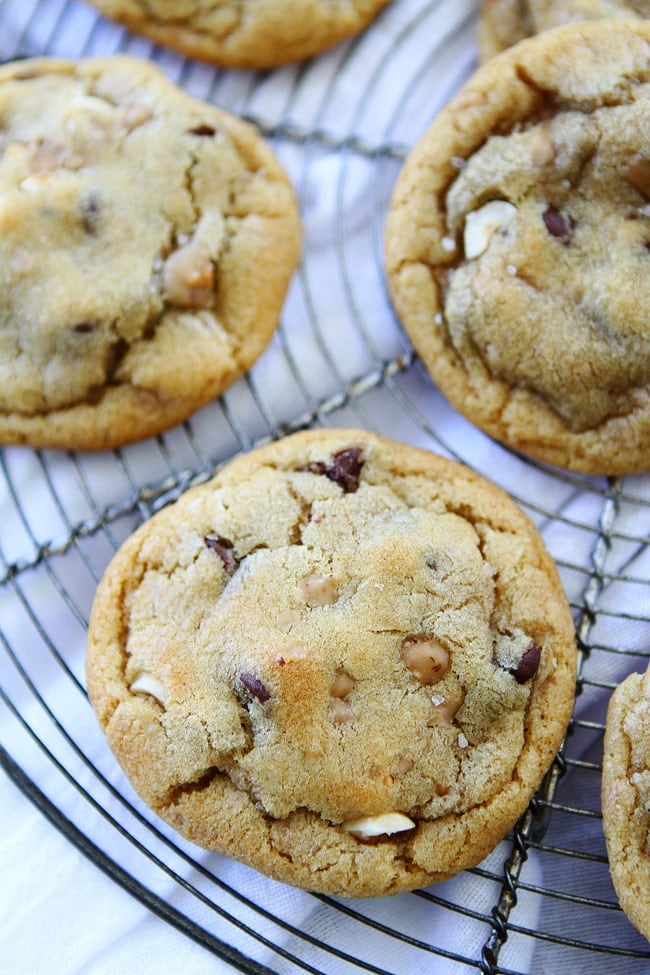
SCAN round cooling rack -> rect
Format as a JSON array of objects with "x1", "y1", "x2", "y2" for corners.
[{"x1": 1, "y1": 1, "x2": 649, "y2": 972}]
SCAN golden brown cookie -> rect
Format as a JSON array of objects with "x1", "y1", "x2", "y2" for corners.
[
  {"x1": 0, "y1": 56, "x2": 300, "y2": 451},
  {"x1": 85, "y1": 0, "x2": 393, "y2": 69},
  {"x1": 478, "y1": 0, "x2": 650, "y2": 62},
  {"x1": 87, "y1": 428, "x2": 577, "y2": 896},
  {"x1": 602, "y1": 664, "x2": 650, "y2": 941},
  {"x1": 385, "y1": 20, "x2": 650, "y2": 475}
]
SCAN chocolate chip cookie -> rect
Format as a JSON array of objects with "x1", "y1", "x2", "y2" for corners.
[
  {"x1": 86, "y1": 1, "x2": 393, "y2": 69},
  {"x1": 479, "y1": 1, "x2": 650, "y2": 62},
  {"x1": 385, "y1": 20, "x2": 650, "y2": 475},
  {"x1": 0, "y1": 56, "x2": 300, "y2": 451},
  {"x1": 87, "y1": 429, "x2": 577, "y2": 896},
  {"x1": 602, "y1": 664, "x2": 650, "y2": 941}
]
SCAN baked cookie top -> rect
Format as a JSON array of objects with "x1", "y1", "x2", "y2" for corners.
[
  {"x1": 479, "y1": 1, "x2": 650, "y2": 61},
  {"x1": 385, "y1": 20, "x2": 650, "y2": 475},
  {"x1": 86, "y1": 0, "x2": 392, "y2": 69},
  {"x1": 602, "y1": 664, "x2": 650, "y2": 941},
  {"x1": 0, "y1": 56, "x2": 300, "y2": 451},
  {"x1": 87, "y1": 429, "x2": 577, "y2": 897}
]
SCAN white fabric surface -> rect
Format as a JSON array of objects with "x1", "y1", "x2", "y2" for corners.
[{"x1": 0, "y1": 0, "x2": 649, "y2": 972}]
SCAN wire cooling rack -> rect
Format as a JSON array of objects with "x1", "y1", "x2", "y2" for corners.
[{"x1": 1, "y1": 0, "x2": 649, "y2": 972}]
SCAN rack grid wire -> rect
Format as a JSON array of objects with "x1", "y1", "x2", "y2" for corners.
[{"x1": 0, "y1": 0, "x2": 649, "y2": 972}]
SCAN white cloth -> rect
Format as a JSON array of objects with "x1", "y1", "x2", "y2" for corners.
[{"x1": 0, "y1": 0, "x2": 649, "y2": 972}]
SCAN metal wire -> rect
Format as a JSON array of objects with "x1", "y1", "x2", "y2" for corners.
[{"x1": 1, "y1": 0, "x2": 649, "y2": 972}]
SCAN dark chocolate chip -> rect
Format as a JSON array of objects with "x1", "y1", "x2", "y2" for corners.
[
  {"x1": 328, "y1": 447, "x2": 364, "y2": 493},
  {"x1": 509, "y1": 643, "x2": 541, "y2": 684},
  {"x1": 189, "y1": 124, "x2": 216, "y2": 136},
  {"x1": 542, "y1": 207, "x2": 573, "y2": 243},
  {"x1": 296, "y1": 447, "x2": 365, "y2": 493},
  {"x1": 73, "y1": 322, "x2": 95, "y2": 334},
  {"x1": 80, "y1": 192, "x2": 100, "y2": 234},
  {"x1": 240, "y1": 673, "x2": 271, "y2": 704},
  {"x1": 204, "y1": 534, "x2": 239, "y2": 575}
]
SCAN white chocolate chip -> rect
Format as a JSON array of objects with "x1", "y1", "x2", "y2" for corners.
[
  {"x1": 400, "y1": 636, "x2": 449, "y2": 685},
  {"x1": 458, "y1": 732, "x2": 469, "y2": 749},
  {"x1": 463, "y1": 200, "x2": 517, "y2": 259},
  {"x1": 276, "y1": 609, "x2": 300, "y2": 629},
  {"x1": 130, "y1": 672, "x2": 168, "y2": 706},
  {"x1": 300, "y1": 573, "x2": 338, "y2": 607},
  {"x1": 342, "y1": 812, "x2": 416, "y2": 839}
]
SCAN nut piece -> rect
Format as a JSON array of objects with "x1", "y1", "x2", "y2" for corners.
[
  {"x1": 342, "y1": 812, "x2": 416, "y2": 839},
  {"x1": 130, "y1": 672, "x2": 168, "y2": 706},
  {"x1": 163, "y1": 241, "x2": 214, "y2": 308},
  {"x1": 401, "y1": 636, "x2": 449, "y2": 685},
  {"x1": 300, "y1": 573, "x2": 338, "y2": 607},
  {"x1": 331, "y1": 669, "x2": 355, "y2": 699},
  {"x1": 463, "y1": 200, "x2": 517, "y2": 259},
  {"x1": 330, "y1": 668, "x2": 355, "y2": 724},
  {"x1": 330, "y1": 698, "x2": 355, "y2": 724}
]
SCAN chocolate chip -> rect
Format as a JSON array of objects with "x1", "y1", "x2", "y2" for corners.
[
  {"x1": 542, "y1": 207, "x2": 573, "y2": 244},
  {"x1": 189, "y1": 124, "x2": 216, "y2": 136},
  {"x1": 204, "y1": 534, "x2": 239, "y2": 575},
  {"x1": 81, "y1": 192, "x2": 100, "y2": 234},
  {"x1": 73, "y1": 322, "x2": 95, "y2": 334},
  {"x1": 296, "y1": 447, "x2": 365, "y2": 493},
  {"x1": 509, "y1": 643, "x2": 541, "y2": 684},
  {"x1": 239, "y1": 673, "x2": 271, "y2": 704},
  {"x1": 328, "y1": 448, "x2": 364, "y2": 493}
]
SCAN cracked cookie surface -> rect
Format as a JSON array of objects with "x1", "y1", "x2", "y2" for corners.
[
  {"x1": 85, "y1": 0, "x2": 393, "y2": 69},
  {"x1": 478, "y1": 1, "x2": 650, "y2": 61},
  {"x1": 385, "y1": 20, "x2": 650, "y2": 475},
  {"x1": 0, "y1": 56, "x2": 300, "y2": 450},
  {"x1": 86, "y1": 428, "x2": 576, "y2": 896},
  {"x1": 602, "y1": 664, "x2": 650, "y2": 941}
]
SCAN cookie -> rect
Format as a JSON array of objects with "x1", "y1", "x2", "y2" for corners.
[
  {"x1": 0, "y1": 56, "x2": 300, "y2": 451},
  {"x1": 385, "y1": 20, "x2": 650, "y2": 476},
  {"x1": 85, "y1": 0, "x2": 393, "y2": 69},
  {"x1": 602, "y1": 664, "x2": 650, "y2": 941},
  {"x1": 478, "y1": 1, "x2": 649, "y2": 61},
  {"x1": 86, "y1": 428, "x2": 577, "y2": 897}
]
